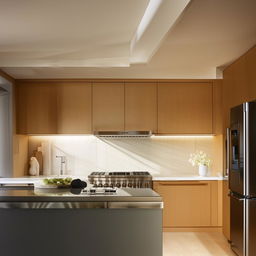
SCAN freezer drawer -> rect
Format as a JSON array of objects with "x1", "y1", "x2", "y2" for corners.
[
  {"x1": 248, "y1": 199, "x2": 256, "y2": 256},
  {"x1": 230, "y1": 193, "x2": 245, "y2": 256}
]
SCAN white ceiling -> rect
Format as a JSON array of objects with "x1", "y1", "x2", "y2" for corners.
[
  {"x1": 0, "y1": 0, "x2": 149, "y2": 67},
  {"x1": 1, "y1": 0, "x2": 256, "y2": 79}
]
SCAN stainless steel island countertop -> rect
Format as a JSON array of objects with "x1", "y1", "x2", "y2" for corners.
[{"x1": 0, "y1": 187, "x2": 163, "y2": 209}]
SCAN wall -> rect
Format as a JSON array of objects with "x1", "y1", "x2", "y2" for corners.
[
  {"x1": 0, "y1": 75, "x2": 14, "y2": 177},
  {"x1": 12, "y1": 83, "x2": 29, "y2": 177},
  {"x1": 13, "y1": 135, "x2": 28, "y2": 177},
  {"x1": 0, "y1": 88, "x2": 11, "y2": 177},
  {"x1": 223, "y1": 45, "x2": 256, "y2": 128},
  {"x1": 0, "y1": 69, "x2": 29, "y2": 177},
  {"x1": 28, "y1": 135, "x2": 222, "y2": 178}
]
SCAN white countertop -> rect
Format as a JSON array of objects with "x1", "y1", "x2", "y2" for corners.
[
  {"x1": 0, "y1": 176, "x2": 87, "y2": 184},
  {"x1": 0, "y1": 175, "x2": 225, "y2": 185}
]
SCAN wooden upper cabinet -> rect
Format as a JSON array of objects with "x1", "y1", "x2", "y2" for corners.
[
  {"x1": 93, "y1": 83, "x2": 124, "y2": 131},
  {"x1": 158, "y1": 83, "x2": 213, "y2": 134},
  {"x1": 16, "y1": 80, "x2": 215, "y2": 135},
  {"x1": 16, "y1": 82, "x2": 92, "y2": 134},
  {"x1": 57, "y1": 82, "x2": 92, "y2": 134},
  {"x1": 125, "y1": 83, "x2": 157, "y2": 132},
  {"x1": 16, "y1": 82, "x2": 58, "y2": 134},
  {"x1": 246, "y1": 46, "x2": 256, "y2": 101}
]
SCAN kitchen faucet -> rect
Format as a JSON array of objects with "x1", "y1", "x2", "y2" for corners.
[{"x1": 56, "y1": 155, "x2": 66, "y2": 176}]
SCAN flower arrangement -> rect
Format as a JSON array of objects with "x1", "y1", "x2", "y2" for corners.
[{"x1": 189, "y1": 151, "x2": 211, "y2": 167}]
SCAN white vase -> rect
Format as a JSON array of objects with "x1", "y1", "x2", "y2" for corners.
[
  {"x1": 29, "y1": 157, "x2": 40, "y2": 176},
  {"x1": 198, "y1": 165, "x2": 208, "y2": 177}
]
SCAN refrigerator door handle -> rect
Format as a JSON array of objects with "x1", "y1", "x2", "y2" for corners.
[
  {"x1": 226, "y1": 127, "x2": 230, "y2": 177},
  {"x1": 244, "y1": 102, "x2": 249, "y2": 197},
  {"x1": 243, "y1": 103, "x2": 249, "y2": 256}
]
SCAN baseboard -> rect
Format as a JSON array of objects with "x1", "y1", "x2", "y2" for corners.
[{"x1": 163, "y1": 227, "x2": 222, "y2": 232}]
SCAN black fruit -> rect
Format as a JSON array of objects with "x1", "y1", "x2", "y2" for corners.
[{"x1": 71, "y1": 179, "x2": 87, "y2": 189}]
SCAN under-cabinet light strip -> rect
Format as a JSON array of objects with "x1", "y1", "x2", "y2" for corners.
[
  {"x1": 28, "y1": 134, "x2": 214, "y2": 138},
  {"x1": 151, "y1": 135, "x2": 214, "y2": 138}
]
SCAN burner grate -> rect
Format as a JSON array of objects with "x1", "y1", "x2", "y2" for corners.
[
  {"x1": 88, "y1": 171, "x2": 152, "y2": 189},
  {"x1": 109, "y1": 172, "x2": 131, "y2": 176}
]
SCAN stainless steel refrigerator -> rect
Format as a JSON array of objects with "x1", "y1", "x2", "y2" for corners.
[{"x1": 228, "y1": 101, "x2": 256, "y2": 256}]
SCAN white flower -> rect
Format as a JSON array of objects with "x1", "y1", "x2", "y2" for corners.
[{"x1": 188, "y1": 151, "x2": 211, "y2": 167}]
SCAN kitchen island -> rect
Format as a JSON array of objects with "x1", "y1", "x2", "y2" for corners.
[{"x1": 0, "y1": 186, "x2": 162, "y2": 256}]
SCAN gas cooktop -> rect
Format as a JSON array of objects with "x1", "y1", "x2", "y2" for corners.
[{"x1": 88, "y1": 171, "x2": 152, "y2": 188}]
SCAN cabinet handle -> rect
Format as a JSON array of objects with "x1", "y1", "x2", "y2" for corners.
[{"x1": 159, "y1": 183, "x2": 208, "y2": 186}]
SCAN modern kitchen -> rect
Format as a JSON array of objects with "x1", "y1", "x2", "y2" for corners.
[{"x1": 0, "y1": 0, "x2": 256, "y2": 256}]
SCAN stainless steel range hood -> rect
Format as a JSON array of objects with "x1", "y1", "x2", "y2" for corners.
[{"x1": 94, "y1": 131, "x2": 152, "y2": 137}]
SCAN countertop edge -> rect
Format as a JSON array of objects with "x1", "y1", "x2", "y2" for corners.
[{"x1": 0, "y1": 176, "x2": 225, "y2": 184}]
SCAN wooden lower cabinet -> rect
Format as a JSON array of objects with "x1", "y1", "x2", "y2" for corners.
[
  {"x1": 222, "y1": 180, "x2": 230, "y2": 240},
  {"x1": 153, "y1": 181, "x2": 223, "y2": 231}
]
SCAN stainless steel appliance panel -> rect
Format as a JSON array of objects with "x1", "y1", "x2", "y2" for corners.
[
  {"x1": 229, "y1": 104, "x2": 244, "y2": 195},
  {"x1": 229, "y1": 100, "x2": 256, "y2": 256},
  {"x1": 0, "y1": 208, "x2": 162, "y2": 256},
  {"x1": 247, "y1": 101, "x2": 256, "y2": 197},
  {"x1": 248, "y1": 199, "x2": 256, "y2": 256},
  {"x1": 0, "y1": 201, "x2": 163, "y2": 209},
  {"x1": 230, "y1": 193, "x2": 245, "y2": 256},
  {"x1": 88, "y1": 171, "x2": 152, "y2": 188}
]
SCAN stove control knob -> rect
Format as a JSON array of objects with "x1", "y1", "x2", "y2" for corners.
[
  {"x1": 116, "y1": 183, "x2": 121, "y2": 188},
  {"x1": 122, "y1": 183, "x2": 127, "y2": 187},
  {"x1": 98, "y1": 183, "x2": 103, "y2": 187},
  {"x1": 128, "y1": 183, "x2": 132, "y2": 188}
]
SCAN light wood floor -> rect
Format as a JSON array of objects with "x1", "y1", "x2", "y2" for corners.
[{"x1": 163, "y1": 232, "x2": 236, "y2": 256}]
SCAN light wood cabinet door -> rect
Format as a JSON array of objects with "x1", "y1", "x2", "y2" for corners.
[
  {"x1": 16, "y1": 82, "x2": 57, "y2": 134},
  {"x1": 93, "y1": 83, "x2": 124, "y2": 131},
  {"x1": 154, "y1": 181, "x2": 212, "y2": 227},
  {"x1": 223, "y1": 180, "x2": 230, "y2": 240},
  {"x1": 125, "y1": 83, "x2": 157, "y2": 132},
  {"x1": 246, "y1": 46, "x2": 256, "y2": 101},
  {"x1": 158, "y1": 83, "x2": 213, "y2": 134},
  {"x1": 57, "y1": 82, "x2": 92, "y2": 134}
]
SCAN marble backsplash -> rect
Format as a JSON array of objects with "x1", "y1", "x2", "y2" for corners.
[{"x1": 28, "y1": 135, "x2": 222, "y2": 177}]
